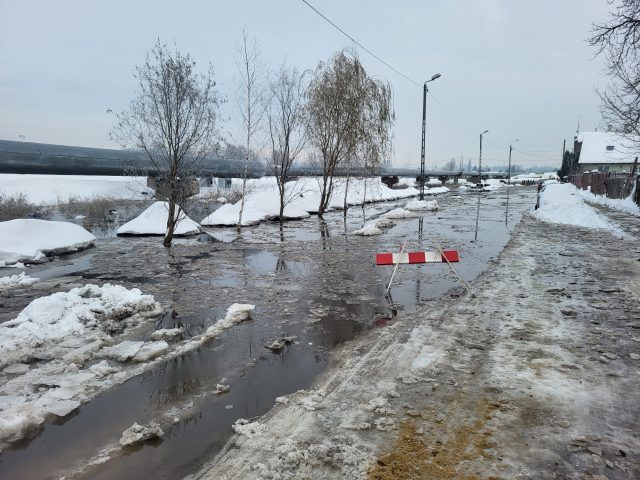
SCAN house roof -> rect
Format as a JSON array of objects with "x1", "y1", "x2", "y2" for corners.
[{"x1": 577, "y1": 131, "x2": 638, "y2": 165}]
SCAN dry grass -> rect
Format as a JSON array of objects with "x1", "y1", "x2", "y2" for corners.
[
  {"x1": 0, "y1": 193, "x2": 51, "y2": 220},
  {"x1": 368, "y1": 400, "x2": 501, "y2": 480}
]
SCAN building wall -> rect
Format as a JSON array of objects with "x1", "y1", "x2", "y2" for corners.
[{"x1": 580, "y1": 163, "x2": 636, "y2": 174}]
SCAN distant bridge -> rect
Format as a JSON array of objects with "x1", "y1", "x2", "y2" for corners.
[
  {"x1": 0, "y1": 139, "x2": 266, "y2": 178},
  {"x1": 0, "y1": 139, "x2": 511, "y2": 182}
]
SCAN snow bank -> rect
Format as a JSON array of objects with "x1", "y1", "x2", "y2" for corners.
[
  {"x1": 117, "y1": 201, "x2": 201, "y2": 236},
  {"x1": 0, "y1": 283, "x2": 164, "y2": 448},
  {"x1": 532, "y1": 183, "x2": 623, "y2": 234},
  {"x1": 0, "y1": 272, "x2": 39, "y2": 291},
  {"x1": 405, "y1": 199, "x2": 438, "y2": 211},
  {"x1": 0, "y1": 284, "x2": 161, "y2": 369},
  {"x1": 0, "y1": 219, "x2": 95, "y2": 266},
  {"x1": 578, "y1": 188, "x2": 640, "y2": 217},
  {"x1": 0, "y1": 174, "x2": 152, "y2": 204},
  {"x1": 382, "y1": 208, "x2": 417, "y2": 219},
  {"x1": 201, "y1": 177, "x2": 423, "y2": 227}
]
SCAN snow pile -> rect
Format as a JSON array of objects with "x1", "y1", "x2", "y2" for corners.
[
  {"x1": 0, "y1": 174, "x2": 152, "y2": 204},
  {"x1": 578, "y1": 188, "x2": 640, "y2": 217},
  {"x1": 0, "y1": 219, "x2": 95, "y2": 265},
  {"x1": 422, "y1": 186, "x2": 449, "y2": 195},
  {"x1": 233, "y1": 418, "x2": 267, "y2": 438},
  {"x1": 0, "y1": 283, "x2": 162, "y2": 368},
  {"x1": 117, "y1": 201, "x2": 200, "y2": 236},
  {"x1": 252, "y1": 435, "x2": 372, "y2": 479},
  {"x1": 0, "y1": 284, "x2": 164, "y2": 448},
  {"x1": 0, "y1": 272, "x2": 39, "y2": 291},
  {"x1": 405, "y1": 199, "x2": 438, "y2": 211},
  {"x1": 382, "y1": 207, "x2": 417, "y2": 219},
  {"x1": 353, "y1": 222, "x2": 383, "y2": 236},
  {"x1": 174, "y1": 303, "x2": 256, "y2": 356},
  {"x1": 119, "y1": 422, "x2": 164, "y2": 446},
  {"x1": 201, "y1": 177, "x2": 423, "y2": 227},
  {"x1": 204, "y1": 303, "x2": 255, "y2": 337},
  {"x1": 532, "y1": 183, "x2": 623, "y2": 234}
]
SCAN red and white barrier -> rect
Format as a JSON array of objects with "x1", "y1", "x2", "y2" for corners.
[{"x1": 376, "y1": 250, "x2": 459, "y2": 266}]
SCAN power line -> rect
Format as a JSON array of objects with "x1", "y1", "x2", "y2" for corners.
[
  {"x1": 300, "y1": 0, "x2": 421, "y2": 87},
  {"x1": 300, "y1": 0, "x2": 561, "y2": 159}
]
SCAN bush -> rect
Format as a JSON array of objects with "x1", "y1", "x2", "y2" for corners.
[{"x1": 0, "y1": 193, "x2": 51, "y2": 220}]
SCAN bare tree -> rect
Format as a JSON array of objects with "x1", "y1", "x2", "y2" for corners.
[
  {"x1": 306, "y1": 50, "x2": 394, "y2": 218},
  {"x1": 268, "y1": 64, "x2": 307, "y2": 224},
  {"x1": 112, "y1": 40, "x2": 220, "y2": 247},
  {"x1": 590, "y1": 0, "x2": 640, "y2": 138},
  {"x1": 235, "y1": 28, "x2": 266, "y2": 227},
  {"x1": 444, "y1": 158, "x2": 457, "y2": 171}
]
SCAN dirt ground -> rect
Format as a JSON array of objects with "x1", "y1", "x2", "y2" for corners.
[{"x1": 192, "y1": 207, "x2": 640, "y2": 480}]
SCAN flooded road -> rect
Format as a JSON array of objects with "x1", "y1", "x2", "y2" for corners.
[{"x1": 0, "y1": 187, "x2": 536, "y2": 480}]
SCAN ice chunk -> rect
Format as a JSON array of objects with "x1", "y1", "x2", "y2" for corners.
[
  {"x1": 2, "y1": 363, "x2": 30, "y2": 375},
  {"x1": 0, "y1": 272, "x2": 39, "y2": 291},
  {"x1": 98, "y1": 341, "x2": 144, "y2": 362},
  {"x1": 119, "y1": 422, "x2": 164, "y2": 446},
  {"x1": 89, "y1": 360, "x2": 119, "y2": 377},
  {"x1": 150, "y1": 327, "x2": 184, "y2": 341},
  {"x1": 132, "y1": 341, "x2": 169, "y2": 362}
]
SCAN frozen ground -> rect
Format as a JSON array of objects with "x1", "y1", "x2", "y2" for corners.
[{"x1": 193, "y1": 205, "x2": 640, "y2": 479}]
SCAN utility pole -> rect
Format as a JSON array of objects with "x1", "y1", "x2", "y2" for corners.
[
  {"x1": 420, "y1": 83, "x2": 427, "y2": 200},
  {"x1": 508, "y1": 139, "x2": 519, "y2": 184},
  {"x1": 561, "y1": 138, "x2": 566, "y2": 169},
  {"x1": 420, "y1": 73, "x2": 441, "y2": 200}
]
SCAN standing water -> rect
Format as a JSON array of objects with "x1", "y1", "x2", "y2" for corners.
[{"x1": 0, "y1": 188, "x2": 536, "y2": 480}]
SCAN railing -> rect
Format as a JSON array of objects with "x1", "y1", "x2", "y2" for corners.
[{"x1": 569, "y1": 172, "x2": 640, "y2": 206}]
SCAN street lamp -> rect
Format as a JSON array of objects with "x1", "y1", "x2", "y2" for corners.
[
  {"x1": 478, "y1": 130, "x2": 488, "y2": 183},
  {"x1": 420, "y1": 73, "x2": 441, "y2": 200},
  {"x1": 508, "y1": 139, "x2": 519, "y2": 185}
]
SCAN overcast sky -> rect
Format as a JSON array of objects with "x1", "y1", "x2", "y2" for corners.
[{"x1": 0, "y1": 0, "x2": 614, "y2": 168}]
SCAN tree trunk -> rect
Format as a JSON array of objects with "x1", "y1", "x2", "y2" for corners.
[
  {"x1": 164, "y1": 196, "x2": 176, "y2": 248},
  {"x1": 343, "y1": 173, "x2": 350, "y2": 217}
]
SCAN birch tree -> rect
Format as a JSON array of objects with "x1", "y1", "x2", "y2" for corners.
[
  {"x1": 235, "y1": 28, "x2": 266, "y2": 227},
  {"x1": 268, "y1": 65, "x2": 307, "y2": 224}
]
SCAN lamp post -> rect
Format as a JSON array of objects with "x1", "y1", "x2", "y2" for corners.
[
  {"x1": 420, "y1": 73, "x2": 441, "y2": 200},
  {"x1": 507, "y1": 139, "x2": 519, "y2": 185},
  {"x1": 478, "y1": 130, "x2": 488, "y2": 184}
]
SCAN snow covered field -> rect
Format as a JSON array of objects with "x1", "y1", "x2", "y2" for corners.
[{"x1": 0, "y1": 174, "x2": 152, "y2": 204}]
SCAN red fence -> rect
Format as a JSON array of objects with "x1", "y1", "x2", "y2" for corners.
[{"x1": 568, "y1": 172, "x2": 640, "y2": 206}]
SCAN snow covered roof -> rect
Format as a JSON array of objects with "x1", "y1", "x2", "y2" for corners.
[{"x1": 576, "y1": 131, "x2": 638, "y2": 165}]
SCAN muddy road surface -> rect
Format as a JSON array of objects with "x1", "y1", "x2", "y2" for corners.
[{"x1": 195, "y1": 199, "x2": 640, "y2": 479}]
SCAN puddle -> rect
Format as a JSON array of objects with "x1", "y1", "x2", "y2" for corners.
[{"x1": 0, "y1": 188, "x2": 537, "y2": 480}]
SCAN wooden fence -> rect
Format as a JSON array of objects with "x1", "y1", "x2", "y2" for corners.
[{"x1": 569, "y1": 172, "x2": 640, "y2": 206}]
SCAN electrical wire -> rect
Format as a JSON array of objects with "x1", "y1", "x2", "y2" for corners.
[
  {"x1": 300, "y1": 0, "x2": 421, "y2": 87},
  {"x1": 301, "y1": 0, "x2": 560, "y2": 161}
]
